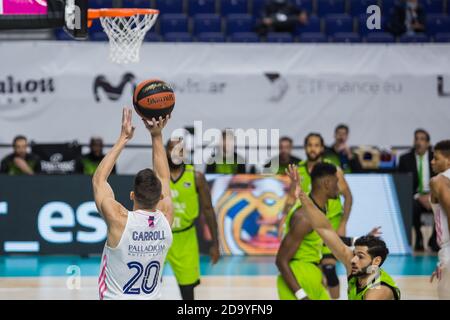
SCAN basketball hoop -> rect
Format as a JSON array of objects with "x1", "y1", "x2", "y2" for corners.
[{"x1": 88, "y1": 8, "x2": 159, "y2": 64}]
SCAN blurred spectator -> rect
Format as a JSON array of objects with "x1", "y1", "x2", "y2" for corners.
[
  {"x1": 324, "y1": 124, "x2": 362, "y2": 173},
  {"x1": 386, "y1": 0, "x2": 426, "y2": 37},
  {"x1": 80, "y1": 137, "x2": 116, "y2": 175},
  {"x1": 398, "y1": 129, "x2": 438, "y2": 252},
  {"x1": 205, "y1": 130, "x2": 246, "y2": 174},
  {"x1": 0, "y1": 135, "x2": 41, "y2": 175},
  {"x1": 260, "y1": 136, "x2": 302, "y2": 174},
  {"x1": 255, "y1": 0, "x2": 308, "y2": 36}
]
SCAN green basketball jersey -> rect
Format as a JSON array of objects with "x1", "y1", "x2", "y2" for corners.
[
  {"x1": 297, "y1": 160, "x2": 343, "y2": 220},
  {"x1": 80, "y1": 157, "x2": 99, "y2": 175},
  {"x1": 347, "y1": 268, "x2": 401, "y2": 300},
  {"x1": 283, "y1": 202, "x2": 325, "y2": 264},
  {"x1": 215, "y1": 163, "x2": 239, "y2": 174},
  {"x1": 169, "y1": 165, "x2": 199, "y2": 232}
]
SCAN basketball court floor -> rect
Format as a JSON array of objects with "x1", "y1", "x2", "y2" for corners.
[{"x1": 0, "y1": 254, "x2": 439, "y2": 300}]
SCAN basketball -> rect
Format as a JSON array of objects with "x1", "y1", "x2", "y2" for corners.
[{"x1": 133, "y1": 79, "x2": 175, "y2": 120}]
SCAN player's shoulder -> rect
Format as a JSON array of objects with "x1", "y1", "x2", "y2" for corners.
[
  {"x1": 101, "y1": 198, "x2": 128, "y2": 222},
  {"x1": 430, "y1": 174, "x2": 447, "y2": 190}
]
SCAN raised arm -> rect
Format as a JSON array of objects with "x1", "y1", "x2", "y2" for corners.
[
  {"x1": 275, "y1": 210, "x2": 312, "y2": 299},
  {"x1": 336, "y1": 167, "x2": 353, "y2": 236},
  {"x1": 286, "y1": 164, "x2": 353, "y2": 274},
  {"x1": 92, "y1": 108, "x2": 134, "y2": 223},
  {"x1": 196, "y1": 171, "x2": 220, "y2": 264},
  {"x1": 142, "y1": 116, "x2": 173, "y2": 226}
]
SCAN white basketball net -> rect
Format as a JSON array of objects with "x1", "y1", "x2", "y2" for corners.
[{"x1": 99, "y1": 13, "x2": 158, "y2": 64}]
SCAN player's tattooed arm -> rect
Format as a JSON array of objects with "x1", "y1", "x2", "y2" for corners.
[
  {"x1": 142, "y1": 115, "x2": 174, "y2": 226},
  {"x1": 336, "y1": 167, "x2": 353, "y2": 237},
  {"x1": 275, "y1": 210, "x2": 310, "y2": 299},
  {"x1": 93, "y1": 107, "x2": 133, "y2": 222},
  {"x1": 196, "y1": 171, "x2": 220, "y2": 264}
]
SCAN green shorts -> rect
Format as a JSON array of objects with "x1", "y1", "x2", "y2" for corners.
[
  {"x1": 277, "y1": 260, "x2": 330, "y2": 300},
  {"x1": 322, "y1": 214, "x2": 342, "y2": 257},
  {"x1": 166, "y1": 226, "x2": 200, "y2": 286}
]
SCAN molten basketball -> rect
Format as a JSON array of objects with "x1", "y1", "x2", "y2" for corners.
[{"x1": 133, "y1": 79, "x2": 175, "y2": 120}]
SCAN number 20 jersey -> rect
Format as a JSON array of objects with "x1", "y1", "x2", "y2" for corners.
[{"x1": 98, "y1": 209, "x2": 173, "y2": 300}]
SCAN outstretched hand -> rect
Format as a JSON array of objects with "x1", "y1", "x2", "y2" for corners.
[
  {"x1": 286, "y1": 164, "x2": 311, "y2": 206},
  {"x1": 120, "y1": 107, "x2": 136, "y2": 141},
  {"x1": 142, "y1": 115, "x2": 171, "y2": 136}
]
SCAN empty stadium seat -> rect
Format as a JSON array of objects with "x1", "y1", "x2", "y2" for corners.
[
  {"x1": 434, "y1": 33, "x2": 450, "y2": 42},
  {"x1": 266, "y1": 32, "x2": 294, "y2": 42},
  {"x1": 144, "y1": 32, "x2": 163, "y2": 42},
  {"x1": 299, "y1": 32, "x2": 328, "y2": 42},
  {"x1": 197, "y1": 32, "x2": 227, "y2": 41},
  {"x1": 221, "y1": 0, "x2": 249, "y2": 15},
  {"x1": 229, "y1": 31, "x2": 260, "y2": 42},
  {"x1": 90, "y1": 32, "x2": 109, "y2": 41},
  {"x1": 399, "y1": 33, "x2": 429, "y2": 42},
  {"x1": 154, "y1": 0, "x2": 185, "y2": 13},
  {"x1": 88, "y1": 0, "x2": 113, "y2": 9},
  {"x1": 122, "y1": 0, "x2": 152, "y2": 8},
  {"x1": 160, "y1": 14, "x2": 189, "y2": 34},
  {"x1": 164, "y1": 32, "x2": 194, "y2": 41},
  {"x1": 350, "y1": 0, "x2": 379, "y2": 17},
  {"x1": 422, "y1": 0, "x2": 444, "y2": 14},
  {"x1": 193, "y1": 14, "x2": 222, "y2": 34},
  {"x1": 325, "y1": 14, "x2": 353, "y2": 35},
  {"x1": 317, "y1": 0, "x2": 346, "y2": 16},
  {"x1": 381, "y1": 0, "x2": 397, "y2": 15},
  {"x1": 292, "y1": 0, "x2": 314, "y2": 13},
  {"x1": 333, "y1": 32, "x2": 361, "y2": 42},
  {"x1": 252, "y1": 0, "x2": 267, "y2": 18},
  {"x1": 226, "y1": 14, "x2": 254, "y2": 34},
  {"x1": 295, "y1": 15, "x2": 321, "y2": 34},
  {"x1": 426, "y1": 14, "x2": 450, "y2": 36},
  {"x1": 365, "y1": 32, "x2": 395, "y2": 42},
  {"x1": 188, "y1": 0, "x2": 217, "y2": 15}
]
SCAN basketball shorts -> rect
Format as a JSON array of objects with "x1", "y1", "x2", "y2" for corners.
[
  {"x1": 166, "y1": 226, "x2": 200, "y2": 286},
  {"x1": 277, "y1": 260, "x2": 330, "y2": 300},
  {"x1": 438, "y1": 245, "x2": 450, "y2": 300},
  {"x1": 322, "y1": 214, "x2": 342, "y2": 257}
]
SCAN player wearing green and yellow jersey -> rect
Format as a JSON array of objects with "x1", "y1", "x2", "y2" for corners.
[
  {"x1": 282, "y1": 133, "x2": 353, "y2": 299},
  {"x1": 287, "y1": 164, "x2": 401, "y2": 300},
  {"x1": 165, "y1": 139, "x2": 220, "y2": 300},
  {"x1": 276, "y1": 163, "x2": 342, "y2": 300}
]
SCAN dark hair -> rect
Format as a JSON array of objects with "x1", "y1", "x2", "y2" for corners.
[
  {"x1": 90, "y1": 137, "x2": 103, "y2": 146},
  {"x1": 354, "y1": 235, "x2": 389, "y2": 266},
  {"x1": 434, "y1": 140, "x2": 450, "y2": 158},
  {"x1": 335, "y1": 124, "x2": 349, "y2": 134},
  {"x1": 280, "y1": 136, "x2": 293, "y2": 145},
  {"x1": 12, "y1": 135, "x2": 27, "y2": 146},
  {"x1": 310, "y1": 162, "x2": 337, "y2": 184},
  {"x1": 304, "y1": 133, "x2": 324, "y2": 147},
  {"x1": 414, "y1": 129, "x2": 430, "y2": 142},
  {"x1": 133, "y1": 169, "x2": 162, "y2": 209}
]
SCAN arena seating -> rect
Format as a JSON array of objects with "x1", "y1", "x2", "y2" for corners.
[{"x1": 53, "y1": 0, "x2": 450, "y2": 42}]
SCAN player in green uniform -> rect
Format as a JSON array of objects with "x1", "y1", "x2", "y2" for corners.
[
  {"x1": 286, "y1": 164, "x2": 401, "y2": 300},
  {"x1": 165, "y1": 138, "x2": 220, "y2": 300},
  {"x1": 276, "y1": 162, "x2": 342, "y2": 300},
  {"x1": 283, "y1": 133, "x2": 353, "y2": 299}
]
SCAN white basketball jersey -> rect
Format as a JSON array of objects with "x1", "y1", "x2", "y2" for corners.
[
  {"x1": 98, "y1": 209, "x2": 172, "y2": 300},
  {"x1": 430, "y1": 168, "x2": 450, "y2": 251}
]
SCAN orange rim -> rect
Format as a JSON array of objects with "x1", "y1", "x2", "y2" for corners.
[
  {"x1": 88, "y1": 8, "x2": 159, "y2": 19},
  {"x1": 87, "y1": 8, "x2": 159, "y2": 27}
]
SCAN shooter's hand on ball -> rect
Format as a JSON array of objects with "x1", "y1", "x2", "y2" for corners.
[{"x1": 142, "y1": 115, "x2": 171, "y2": 136}]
